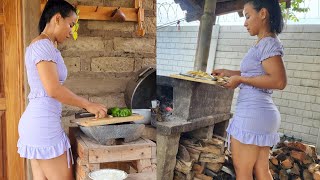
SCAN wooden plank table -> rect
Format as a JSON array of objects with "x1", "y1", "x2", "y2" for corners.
[
  {"x1": 71, "y1": 114, "x2": 144, "y2": 127},
  {"x1": 170, "y1": 74, "x2": 219, "y2": 85}
]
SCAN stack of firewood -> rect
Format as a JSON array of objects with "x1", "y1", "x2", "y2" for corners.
[
  {"x1": 174, "y1": 136, "x2": 320, "y2": 180},
  {"x1": 270, "y1": 141, "x2": 320, "y2": 180},
  {"x1": 173, "y1": 136, "x2": 235, "y2": 180}
]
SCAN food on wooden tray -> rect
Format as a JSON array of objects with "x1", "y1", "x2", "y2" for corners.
[
  {"x1": 217, "y1": 76, "x2": 229, "y2": 84},
  {"x1": 187, "y1": 70, "x2": 212, "y2": 79},
  {"x1": 107, "y1": 107, "x2": 132, "y2": 117},
  {"x1": 184, "y1": 70, "x2": 229, "y2": 84}
]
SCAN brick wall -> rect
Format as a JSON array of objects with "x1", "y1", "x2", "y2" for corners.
[
  {"x1": 157, "y1": 25, "x2": 320, "y2": 151},
  {"x1": 60, "y1": 0, "x2": 156, "y2": 131}
]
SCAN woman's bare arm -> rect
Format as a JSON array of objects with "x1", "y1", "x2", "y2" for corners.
[
  {"x1": 37, "y1": 61, "x2": 106, "y2": 117},
  {"x1": 240, "y1": 56, "x2": 287, "y2": 90}
]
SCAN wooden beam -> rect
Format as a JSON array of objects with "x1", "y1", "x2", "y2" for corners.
[
  {"x1": 0, "y1": 98, "x2": 5, "y2": 110},
  {"x1": 4, "y1": 0, "x2": 26, "y2": 179},
  {"x1": 194, "y1": 0, "x2": 217, "y2": 71}
]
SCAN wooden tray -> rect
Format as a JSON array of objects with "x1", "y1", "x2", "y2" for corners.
[
  {"x1": 170, "y1": 74, "x2": 220, "y2": 85},
  {"x1": 70, "y1": 114, "x2": 144, "y2": 127}
]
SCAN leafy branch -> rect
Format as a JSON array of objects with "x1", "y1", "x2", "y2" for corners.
[{"x1": 280, "y1": 0, "x2": 310, "y2": 22}]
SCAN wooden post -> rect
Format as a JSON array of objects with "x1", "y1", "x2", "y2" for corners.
[
  {"x1": 194, "y1": 0, "x2": 217, "y2": 72},
  {"x1": 2, "y1": 0, "x2": 26, "y2": 179}
]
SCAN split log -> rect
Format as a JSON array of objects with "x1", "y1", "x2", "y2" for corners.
[
  {"x1": 285, "y1": 141, "x2": 308, "y2": 151},
  {"x1": 174, "y1": 171, "x2": 186, "y2": 180},
  {"x1": 220, "y1": 166, "x2": 236, "y2": 178},
  {"x1": 277, "y1": 152, "x2": 288, "y2": 162},
  {"x1": 280, "y1": 157, "x2": 294, "y2": 169},
  {"x1": 174, "y1": 171, "x2": 194, "y2": 180},
  {"x1": 270, "y1": 169, "x2": 279, "y2": 180},
  {"x1": 291, "y1": 176, "x2": 302, "y2": 180},
  {"x1": 314, "y1": 171, "x2": 320, "y2": 180},
  {"x1": 269, "y1": 141, "x2": 320, "y2": 179},
  {"x1": 194, "y1": 173, "x2": 213, "y2": 180},
  {"x1": 302, "y1": 154, "x2": 314, "y2": 165},
  {"x1": 199, "y1": 153, "x2": 225, "y2": 163},
  {"x1": 180, "y1": 138, "x2": 199, "y2": 147},
  {"x1": 177, "y1": 144, "x2": 191, "y2": 162},
  {"x1": 174, "y1": 170, "x2": 194, "y2": 180},
  {"x1": 192, "y1": 163, "x2": 205, "y2": 174},
  {"x1": 185, "y1": 146, "x2": 201, "y2": 162},
  {"x1": 272, "y1": 148, "x2": 284, "y2": 156},
  {"x1": 212, "y1": 134, "x2": 226, "y2": 142},
  {"x1": 269, "y1": 161, "x2": 278, "y2": 173},
  {"x1": 289, "y1": 163, "x2": 300, "y2": 176},
  {"x1": 308, "y1": 163, "x2": 320, "y2": 173},
  {"x1": 309, "y1": 145, "x2": 318, "y2": 160},
  {"x1": 185, "y1": 144, "x2": 223, "y2": 155},
  {"x1": 175, "y1": 159, "x2": 193, "y2": 174},
  {"x1": 279, "y1": 169, "x2": 289, "y2": 180},
  {"x1": 303, "y1": 169, "x2": 313, "y2": 180},
  {"x1": 290, "y1": 150, "x2": 306, "y2": 162},
  {"x1": 270, "y1": 156, "x2": 279, "y2": 166},
  {"x1": 202, "y1": 138, "x2": 224, "y2": 147},
  {"x1": 285, "y1": 141, "x2": 317, "y2": 159},
  {"x1": 185, "y1": 172, "x2": 194, "y2": 180},
  {"x1": 206, "y1": 163, "x2": 223, "y2": 173},
  {"x1": 199, "y1": 145, "x2": 223, "y2": 154},
  {"x1": 224, "y1": 153, "x2": 233, "y2": 165}
]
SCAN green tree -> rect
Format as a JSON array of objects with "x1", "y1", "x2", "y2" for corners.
[{"x1": 280, "y1": 0, "x2": 310, "y2": 22}]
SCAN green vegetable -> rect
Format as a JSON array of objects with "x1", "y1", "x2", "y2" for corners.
[{"x1": 107, "y1": 107, "x2": 132, "y2": 117}]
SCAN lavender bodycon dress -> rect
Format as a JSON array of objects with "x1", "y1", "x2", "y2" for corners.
[
  {"x1": 17, "y1": 39, "x2": 73, "y2": 168},
  {"x1": 226, "y1": 37, "x2": 284, "y2": 149}
]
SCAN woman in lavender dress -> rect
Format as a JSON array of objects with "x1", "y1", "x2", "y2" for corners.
[
  {"x1": 212, "y1": 0, "x2": 287, "y2": 179},
  {"x1": 17, "y1": 0, "x2": 107, "y2": 179}
]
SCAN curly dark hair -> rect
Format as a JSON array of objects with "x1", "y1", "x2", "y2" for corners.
[
  {"x1": 38, "y1": 0, "x2": 76, "y2": 34},
  {"x1": 245, "y1": 0, "x2": 284, "y2": 34}
]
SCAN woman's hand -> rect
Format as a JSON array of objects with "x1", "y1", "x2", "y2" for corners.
[
  {"x1": 223, "y1": 75, "x2": 242, "y2": 89},
  {"x1": 85, "y1": 102, "x2": 107, "y2": 119},
  {"x1": 212, "y1": 69, "x2": 227, "y2": 77},
  {"x1": 212, "y1": 69, "x2": 242, "y2": 77}
]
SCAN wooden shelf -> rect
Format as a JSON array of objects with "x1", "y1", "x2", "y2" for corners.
[
  {"x1": 40, "y1": 4, "x2": 142, "y2": 22},
  {"x1": 40, "y1": 0, "x2": 145, "y2": 36}
]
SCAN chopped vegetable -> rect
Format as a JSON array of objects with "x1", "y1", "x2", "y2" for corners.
[{"x1": 107, "y1": 107, "x2": 132, "y2": 117}]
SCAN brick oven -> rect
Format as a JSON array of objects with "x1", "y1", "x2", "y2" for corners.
[{"x1": 156, "y1": 75, "x2": 234, "y2": 179}]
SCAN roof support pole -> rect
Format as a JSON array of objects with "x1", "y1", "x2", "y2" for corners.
[{"x1": 194, "y1": 0, "x2": 217, "y2": 72}]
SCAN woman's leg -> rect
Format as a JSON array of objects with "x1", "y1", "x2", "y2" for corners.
[
  {"x1": 30, "y1": 159, "x2": 47, "y2": 180},
  {"x1": 38, "y1": 151, "x2": 74, "y2": 180},
  {"x1": 253, "y1": 146, "x2": 273, "y2": 180},
  {"x1": 231, "y1": 137, "x2": 260, "y2": 180}
]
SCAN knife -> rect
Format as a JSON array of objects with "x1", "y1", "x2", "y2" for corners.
[{"x1": 75, "y1": 112, "x2": 95, "y2": 119}]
